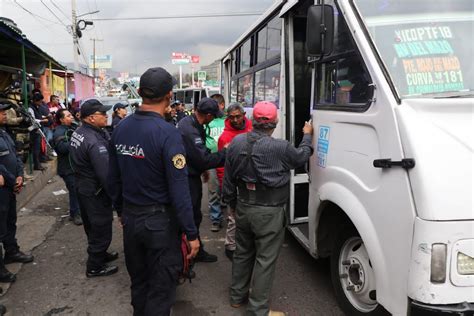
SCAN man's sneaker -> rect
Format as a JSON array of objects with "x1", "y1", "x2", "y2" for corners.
[
  {"x1": 210, "y1": 222, "x2": 222, "y2": 232},
  {"x1": 4, "y1": 250, "x2": 34, "y2": 264},
  {"x1": 0, "y1": 267, "x2": 16, "y2": 283},
  {"x1": 195, "y1": 249, "x2": 218, "y2": 263},
  {"x1": 225, "y1": 249, "x2": 234, "y2": 261},
  {"x1": 105, "y1": 251, "x2": 119, "y2": 262},
  {"x1": 86, "y1": 265, "x2": 118, "y2": 278}
]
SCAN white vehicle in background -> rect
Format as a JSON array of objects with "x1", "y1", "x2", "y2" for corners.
[
  {"x1": 173, "y1": 87, "x2": 220, "y2": 109},
  {"x1": 220, "y1": 0, "x2": 473, "y2": 315}
]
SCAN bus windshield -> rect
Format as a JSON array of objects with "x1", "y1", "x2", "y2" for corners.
[{"x1": 354, "y1": 0, "x2": 473, "y2": 99}]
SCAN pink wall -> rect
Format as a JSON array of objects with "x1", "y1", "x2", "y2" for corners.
[{"x1": 73, "y1": 73, "x2": 94, "y2": 101}]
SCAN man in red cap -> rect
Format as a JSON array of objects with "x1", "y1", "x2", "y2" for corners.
[{"x1": 222, "y1": 101, "x2": 313, "y2": 316}]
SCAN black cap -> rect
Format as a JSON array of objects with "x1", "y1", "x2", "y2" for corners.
[
  {"x1": 0, "y1": 100, "x2": 13, "y2": 111},
  {"x1": 139, "y1": 67, "x2": 177, "y2": 99},
  {"x1": 113, "y1": 103, "x2": 127, "y2": 111},
  {"x1": 196, "y1": 97, "x2": 223, "y2": 118},
  {"x1": 80, "y1": 99, "x2": 112, "y2": 117}
]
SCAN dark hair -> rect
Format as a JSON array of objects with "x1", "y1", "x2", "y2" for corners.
[
  {"x1": 226, "y1": 102, "x2": 245, "y2": 115},
  {"x1": 55, "y1": 108, "x2": 69, "y2": 124},
  {"x1": 252, "y1": 118, "x2": 277, "y2": 130},
  {"x1": 50, "y1": 94, "x2": 58, "y2": 102},
  {"x1": 211, "y1": 93, "x2": 225, "y2": 106}
]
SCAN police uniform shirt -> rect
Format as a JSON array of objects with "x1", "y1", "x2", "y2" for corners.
[
  {"x1": 0, "y1": 128, "x2": 23, "y2": 183},
  {"x1": 0, "y1": 128, "x2": 23, "y2": 212},
  {"x1": 222, "y1": 130, "x2": 313, "y2": 207},
  {"x1": 177, "y1": 114, "x2": 225, "y2": 177},
  {"x1": 108, "y1": 111, "x2": 198, "y2": 240},
  {"x1": 69, "y1": 123, "x2": 111, "y2": 196}
]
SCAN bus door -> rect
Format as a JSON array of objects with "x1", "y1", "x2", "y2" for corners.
[{"x1": 285, "y1": 2, "x2": 313, "y2": 236}]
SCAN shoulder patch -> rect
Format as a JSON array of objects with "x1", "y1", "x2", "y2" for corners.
[{"x1": 172, "y1": 154, "x2": 186, "y2": 169}]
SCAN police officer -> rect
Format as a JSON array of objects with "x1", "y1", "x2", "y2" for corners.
[
  {"x1": 69, "y1": 99, "x2": 119, "y2": 278},
  {"x1": 108, "y1": 67, "x2": 199, "y2": 315},
  {"x1": 177, "y1": 97, "x2": 225, "y2": 262},
  {"x1": 111, "y1": 103, "x2": 127, "y2": 129},
  {"x1": 222, "y1": 101, "x2": 313, "y2": 316},
  {"x1": 0, "y1": 101, "x2": 34, "y2": 277}
]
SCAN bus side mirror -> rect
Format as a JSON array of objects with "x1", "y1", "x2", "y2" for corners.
[{"x1": 306, "y1": 5, "x2": 334, "y2": 56}]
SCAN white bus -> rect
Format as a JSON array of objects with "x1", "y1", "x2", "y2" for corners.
[
  {"x1": 173, "y1": 87, "x2": 220, "y2": 109},
  {"x1": 220, "y1": 1, "x2": 473, "y2": 315}
]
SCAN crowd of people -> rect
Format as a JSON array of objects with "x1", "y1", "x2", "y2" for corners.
[{"x1": 0, "y1": 66, "x2": 314, "y2": 316}]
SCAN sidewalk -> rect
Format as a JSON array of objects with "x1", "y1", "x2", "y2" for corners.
[{"x1": 0, "y1": 160, "x2": 57, "y2": 297}]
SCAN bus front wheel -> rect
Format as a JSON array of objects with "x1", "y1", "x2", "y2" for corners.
[{"x1": 330, "y1": 229, "x2": 388, "y2": 315}]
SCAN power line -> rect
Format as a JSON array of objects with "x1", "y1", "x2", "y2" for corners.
[
  {"x1": 50, "y1": 0, "x2": 72, "y2": 22},
  {"x1": 40, "y1": 0, "x2": 68, "y2": 27},
  {"x1": 13, "y1": 0, "x2": 64, "y2": 26},
  {"x1": 90, "y1": 12, "x2": 263, "y2": 21}
]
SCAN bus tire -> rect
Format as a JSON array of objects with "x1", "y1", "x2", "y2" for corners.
[{"x1": 330, "y1": 228, "x2": 389, "y2": 316}]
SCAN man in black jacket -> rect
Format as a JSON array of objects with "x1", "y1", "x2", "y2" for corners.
[
  {"x1": 177, "y1": 97, "x2": 225, "y2": 262},
  {"x1": 0, "y1": 101, "x2": 34, "y2": 282},
  {"x1": 69, "y1": 99, "x2": 118, "y2": 277},
  {"x1": 53, "y1": 109, "x2": 82, "y2": 225}
]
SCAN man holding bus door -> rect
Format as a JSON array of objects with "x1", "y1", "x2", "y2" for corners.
[{"x1": 222, "y1": 101, "x2": 313, "y2": 316}]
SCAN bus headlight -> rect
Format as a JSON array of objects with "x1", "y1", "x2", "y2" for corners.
[
  {"x1": 457, "y1": 252, "x2": 474, "y2": 275},
  {"x1": 430, "y1": 243, "x2": 447, "y2": 283}
]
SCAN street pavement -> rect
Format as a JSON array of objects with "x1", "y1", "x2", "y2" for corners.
[{"x1": 1, "y1": 176, "x2": 344, "y2": 316}]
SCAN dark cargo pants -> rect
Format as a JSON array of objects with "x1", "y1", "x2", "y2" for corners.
[
  {"x1": 77, "y1": 191, "x2": 113, "y2": 270},
  {"x1": 122, "y1": 208, "x2": 182, "y2": 316},
  {"x1": 230, "y1": 201, "x2": 286, "y2": 316}
]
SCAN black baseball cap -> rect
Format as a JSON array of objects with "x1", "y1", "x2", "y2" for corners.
[
  {"x1": 139, "y1": 67, "x2": 177, "y2": 99},
  {"x1": 80, "y1": 99, "x2": 111, "y2": 117},
  {"x1": 113, "y1": 103, "x2": 127, "y2": 111},
  {"x1": 196, "y1": 97, "x2": 223, "y2": 118}
]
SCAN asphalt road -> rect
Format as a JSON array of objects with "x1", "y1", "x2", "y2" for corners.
[{"x1": 1, "y1": 176, "x2": 344, "y2": 316}]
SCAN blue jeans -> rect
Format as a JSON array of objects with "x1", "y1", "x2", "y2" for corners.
[
  {"x1": 208, "y1": 169, "x2": 223, "y2": 224},
  {"x1": 60, "y1": 174, "x2": 80, "y2": 217}
]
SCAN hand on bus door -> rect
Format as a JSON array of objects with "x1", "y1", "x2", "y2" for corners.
[{"x1": 303, "y1": 120, "x2": 313, "y2": 135}]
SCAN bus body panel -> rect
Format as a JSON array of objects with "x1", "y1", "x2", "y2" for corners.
[{"x1": 395, "y1": 99, "x2": 474, "y2": 221}]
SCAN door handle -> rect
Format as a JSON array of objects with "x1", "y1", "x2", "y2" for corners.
[{"x1": 373, "y1": 158, "x2": 415, "y2": 170}]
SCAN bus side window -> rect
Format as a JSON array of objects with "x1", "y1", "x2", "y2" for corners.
[{"x1": 314, "y1": 1, "x2": 373, "y2": 111}]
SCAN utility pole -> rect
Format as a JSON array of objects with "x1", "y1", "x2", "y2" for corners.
[
  {"x1": 90, "y1": 38, "x2": 103, "y2": 84},
  {"x1": 71, "y1": 0, "x2": 79, "y2": 70}
]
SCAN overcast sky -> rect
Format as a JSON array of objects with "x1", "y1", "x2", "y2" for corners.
[{"x1": 1, "y1": 0, "x2": 276, "y2": 75}]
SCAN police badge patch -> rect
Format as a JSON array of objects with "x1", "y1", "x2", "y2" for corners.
[{"x1": 172, "y1": 154, "x2": 186, "y2": 169}]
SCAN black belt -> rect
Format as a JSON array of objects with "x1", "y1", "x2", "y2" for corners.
[
  {"x1": 237, "y1": 181, "x2": 289, "y2": 206},
  {"x1": 123, "y1": 202, "x2": 168, "y2": 216}
]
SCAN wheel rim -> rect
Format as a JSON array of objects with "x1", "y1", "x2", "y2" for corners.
[{"x1": 338, "y1": 236, "x2": 378, "y2": 313}]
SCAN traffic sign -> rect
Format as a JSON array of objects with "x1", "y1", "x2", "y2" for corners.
[
  {"x1": 197, "y1": 71, "x2": 206, "y2": 81},
  {"x1": 191, "y1": 55, "x2": 200, "y2": 64}
]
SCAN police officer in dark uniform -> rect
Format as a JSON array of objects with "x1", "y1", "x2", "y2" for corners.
[
  {"x1": 222, "y1": 101, "x2": 313, "y2": 316},
  {"x1": 108, "y1": 67, "x2": 199, "y2": 315},
  {"x1": 111, "y1": 103, "x2": 127, "y2": 130},
  {"x1": 177, "y1": 97, "x2": 225, "y2": 262},
  {"x1": 0, "y1": 101, "x2": 34, "y2": 279},
  {"x1": 69, "y1": 99, "x2": 119, "y2": 278}
]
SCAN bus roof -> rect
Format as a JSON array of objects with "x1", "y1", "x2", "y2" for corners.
[{"x1": 220, "y1": 0, "x2": 286, "y2": 61}]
